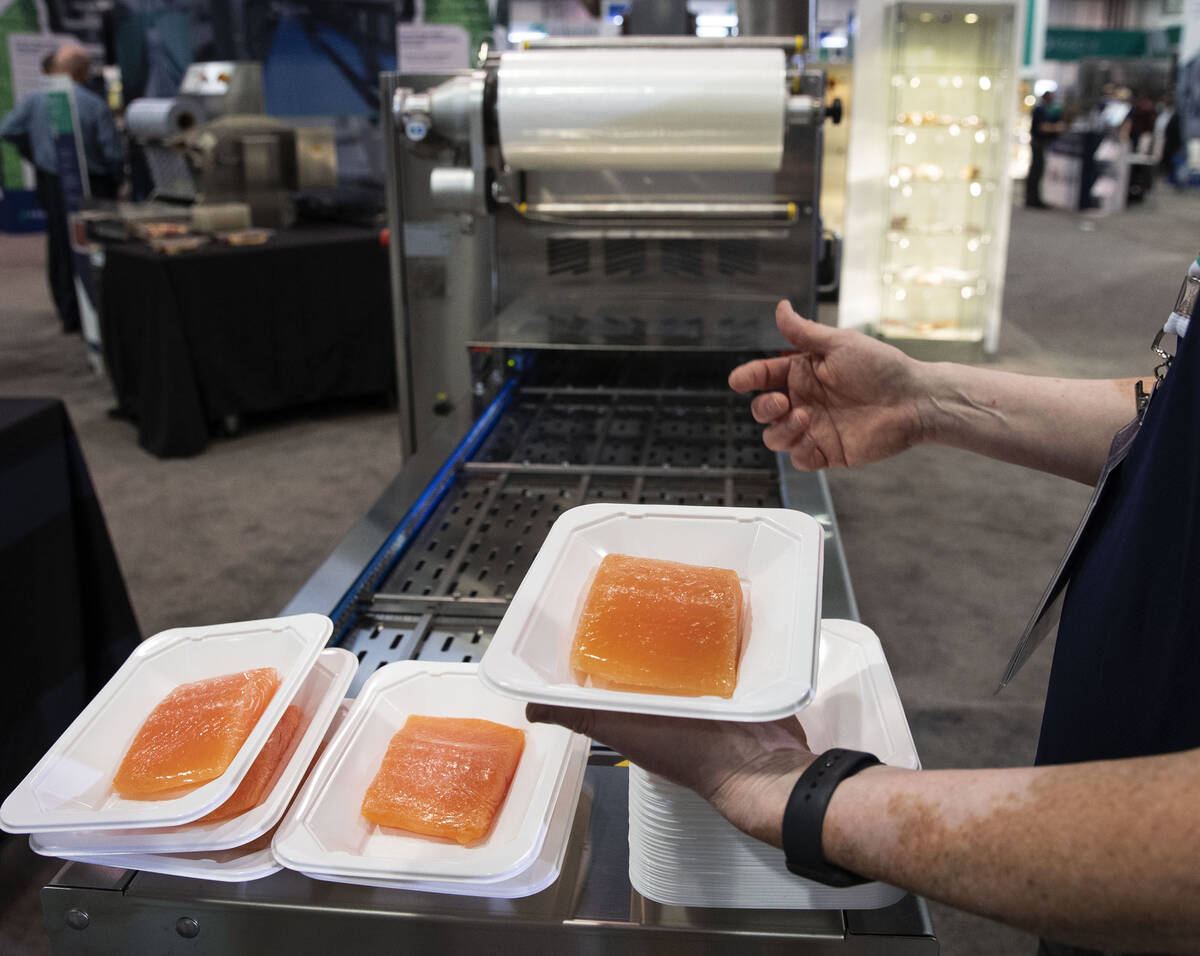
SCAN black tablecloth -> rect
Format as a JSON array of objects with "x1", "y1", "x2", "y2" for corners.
[
  {"x1": 100, "y1": 226, "x2": 396, "y2": 457},
  {"x1": 0, "y1": 399, "x2": 141, "y2": 797}
]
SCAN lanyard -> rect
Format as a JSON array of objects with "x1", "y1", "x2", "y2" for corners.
[{"x1": 997, "y1": 321, "x2": 1181, "y2": 691}]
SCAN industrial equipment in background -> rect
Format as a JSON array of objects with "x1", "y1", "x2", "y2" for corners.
[
  {"x1": 125, "y1": 61, "x2": 336, "y2": 227},
  {"x1": 384, "y1": 37, "x2": 840, "y2": 455}
]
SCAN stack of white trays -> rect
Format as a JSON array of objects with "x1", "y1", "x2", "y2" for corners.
[
  {"x1": 628, "y1": 619, "x2": 920, "y2": 909},
  {"x1": 1, "y1": 616, "x2": 354, "y2": 883},
  {"x1": 272, "y1": 661, "x2": 588, "y2": 899}
]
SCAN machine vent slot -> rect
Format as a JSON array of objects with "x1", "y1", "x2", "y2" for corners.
[
  {"x1": 604, "y1": 239, "x2": 647, "y2": 277},
  {"x1": 717, "y1": 239, "x2": 760, "y2": 276},
  {"x1": 661, "y1": 240, "x2": 704, "y2": 277},
  {"x1": 546, "y1": 238, "x2": 590, "y2": 275}
]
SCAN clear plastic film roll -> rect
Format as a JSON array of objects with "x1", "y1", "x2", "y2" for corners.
[
  {"x1": 496, "y1": 49, "x2": 786, "y2": 172},
  {"x1": 125, "y1": 98, "x2": 196, "y2": 141}
]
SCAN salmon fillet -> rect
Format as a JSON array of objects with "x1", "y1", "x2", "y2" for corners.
[
  {"x1": 113, "y1": 668, "x2": 281, "y2": 797},
  {"x1": 193, "y1": 704, "x2": 303, "y2": 824},
  {"x1": 360, "y1": 716, "x2": 526, "y2": 845},
  {"x1": 569, "y1": 554, "x2": 743, "y2": 698}
]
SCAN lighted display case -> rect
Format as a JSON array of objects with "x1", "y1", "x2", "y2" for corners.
[{"x1": 840, "y1": 2, "x2": 1021, "y2": 356}]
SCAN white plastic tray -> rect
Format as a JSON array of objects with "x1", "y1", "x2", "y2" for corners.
[
  {"x1": 273, "y1": 662, "x2": 582, "y2": 883},
  {"x1": 479, "y1": 504, "x2": 824, "y2": 721},
  {"x1": 1, "y1": 614, "x2": 332, "y2": 834},
  {"x1": 628, "y1": 619, "x2": 918, "y2": 910},
  {"x1": 295, "y1": 732, "x2": 589, "y2": 898},
  {"x1": 32, "y1": 698, "x2": 357, "y2": 884},
  {"x1": 40, "y1": 843, "x2": 282, "y2": 884},
  {"x1": 28, "y1": 649, "x2": 355, "y2": 856}
]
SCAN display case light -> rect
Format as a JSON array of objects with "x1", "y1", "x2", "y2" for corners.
[
  {"x1": 507, "y1": 29, "x2": 548, "y2": 43},
  {"x1": 938, "y1": 76, "x2": 949, "y2": 87},
  {"x1": 969, "y1": 182, "x2": 982, "y2": 196},
  {"x1": 895, "y1": 289, "x2": 907, "y2": 301},
  {"x1": 974, "y1": 129, "x2": 988, "y2": 144},
  {"x1": 967, "y1": 238, "x2": 980, "y2": 251},
  {"x1": 964, "y1": 13, "x2": 979, "y2": 24},
  {"x1": 910, "y1": 76, "x2": 921, "y2": 88},
  {"x1": 978, "y1": 76, "x2": 991, "y2": 91},
  {"x1": 901, "y1": 185, "x2": 913, "y2": 197},
  {"x1": 952, "y1": 75, "x2": 963, "y2": 88},
  {"x1": 905, "y1": 132, "x2": 917, "y2": 144},
  {"x1": 949, "y1": 123, "x2": 961, "y2": 136},
  {"x1": 961, "y1": 286, "x2": 974, "y2": 299}
]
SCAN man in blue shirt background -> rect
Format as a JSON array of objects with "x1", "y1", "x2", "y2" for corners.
[{"x1": 0, "y1": 43, "x2": 124, "y2": 333}]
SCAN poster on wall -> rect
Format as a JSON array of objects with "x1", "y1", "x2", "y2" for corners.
[{"x1": 0, "y1": 0, "x2": 45, "y2": 230}]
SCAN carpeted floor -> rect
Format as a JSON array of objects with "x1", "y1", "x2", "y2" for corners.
[{"x1": 1, "y1": 185, "x2": 1197, "y2": 955}]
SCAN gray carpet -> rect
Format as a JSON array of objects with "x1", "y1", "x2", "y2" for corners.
[{"x1": 2, "y1": 186, "x2": 1197, "y2": 955}]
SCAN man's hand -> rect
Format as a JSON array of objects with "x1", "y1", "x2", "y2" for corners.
[
  {"x1": 527, "y1": 704, "x2": 815, "y2": 847},
  {"x1": 729, "y1": 301, "x2": 929, "y2": 471}
]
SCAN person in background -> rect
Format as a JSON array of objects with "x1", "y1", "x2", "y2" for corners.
[
  {"x1": 0, "y1": 43, "x2": 123, "y2": 333},
  {"x1": 1026, "y1": 90, "x2": 1064, "y2": 209},
  {"x1": 531, "y1": 301, "x2": 1200, "y2": 956},
  {"x1": 1157, "y1": 95, "x2": 1185, "y2": 189}
]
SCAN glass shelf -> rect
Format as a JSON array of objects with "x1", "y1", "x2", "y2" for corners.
[{"x1": 875, "y1": 1, "x2": 1016, "y2": 345}]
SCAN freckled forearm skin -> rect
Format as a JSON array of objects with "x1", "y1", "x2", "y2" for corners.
[
  {"x1": 819, "y1": 750, "x2": 1200, "y2": 953},
  {"x1": 917, "y1": 366, "x2": 1154, "y2": 486}
]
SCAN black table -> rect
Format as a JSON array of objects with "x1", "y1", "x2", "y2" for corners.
[
  {"x1": 100, "y1": 225, "x2": 396, "y2": 458},
  {"x1": 0, "y1": 398, "x2": 140, "y2": 798}
]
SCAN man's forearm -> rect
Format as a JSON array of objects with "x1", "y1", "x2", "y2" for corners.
[
  {"x1": 819, "y1": 750, "x2": 1200, "y2": 952},
  {"x1": 914, "y1": 363, "x2": 1151, "y2": 484}
]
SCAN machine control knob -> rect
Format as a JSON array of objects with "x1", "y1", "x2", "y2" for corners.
[
  {"x1": 175, "y1": 917, "x2": 200, "y2": 939},
  {"x1": 65, "y1": 908, "x2": 89, "y2": 930},
  {"x1": 827, "y1": 98, "x2": 844, "y2": 125},
  {"x1": 405, "y1": 115, "x2": 431, "y2": 142}
]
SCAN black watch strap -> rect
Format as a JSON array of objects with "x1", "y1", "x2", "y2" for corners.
[{"x1": 782, "y1": 748, "x2": 881, "y2": 887}]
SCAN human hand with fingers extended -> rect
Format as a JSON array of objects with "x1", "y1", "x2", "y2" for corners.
[{"x1": 728, "y1": 300, "x2": 931, "y2": 471}]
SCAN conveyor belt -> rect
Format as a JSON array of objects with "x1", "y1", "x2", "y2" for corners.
[{"x1": 335, "y1": 385, "x2": 783, "y2": 693}]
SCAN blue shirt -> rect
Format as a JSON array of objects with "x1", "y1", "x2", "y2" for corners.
[
  {"x1": 0, "y1": 83, "x2": 123, "y2": 181},
  {"x1": 1037, "y1": 323, "x2": 1200, "y2": 766}
]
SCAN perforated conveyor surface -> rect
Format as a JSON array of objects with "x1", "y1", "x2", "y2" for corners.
[{"x1": 337, "y1": 386, "x2": 780, "y2": 692}]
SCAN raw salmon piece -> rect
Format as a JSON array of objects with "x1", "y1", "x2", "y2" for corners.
[
  {"x1": 113, "y1": 668, "x2": 281, "y2": 797},
  {"x1": 360, "y1": 716, "x2": 526, "y2": 845},
  {"x1": 569, "y1": 554, "x2": 743, "y2": 698},
  {"x1": 193, "y1": 705, "x2": 303, "y2": 824}
]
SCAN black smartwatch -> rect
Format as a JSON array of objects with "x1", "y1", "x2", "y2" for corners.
[{"x1": 782, "y1": 748, "x2": 881, "y2": 886}]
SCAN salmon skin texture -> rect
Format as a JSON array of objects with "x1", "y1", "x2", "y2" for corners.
[
  {"x1": 360, "y1": 716, "x2": 526, "y2": 845},
  {"x1": 569, "y1": 554, "x2": 743, "y2": 698},
  {"x1": 112, "y1": 668, "x2": 281, "y2": 797},
  {"x1": 193, "y1": 704, "x2": 303, "y2": 824}
]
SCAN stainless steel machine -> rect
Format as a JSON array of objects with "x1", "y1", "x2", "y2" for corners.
[
  {"x1": 42, "y1": 34, "x2": 937, "y2": 956},
  {"x1": 383, "y1": 37, "x2": 838, "y2": 455},
  {"x1": 125, "y1": 61, "x2": 335, "y2": 227},
  {"x1": 126, "y1": 61, "x2": 267, "y2": 204}
]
